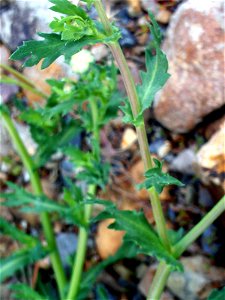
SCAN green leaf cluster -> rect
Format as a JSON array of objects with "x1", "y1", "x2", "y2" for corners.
[
  {"x1": 78, "y1": 241, "x2": 139, "y2": 300},
  {"x1": 10, "y1": 0, "x2": 120, "y2": 69},
  {"x1": 0, "y1": 218, "x2": 48, "y2": 283},
  {"x1": 137, "y1": 158, "x2": 184, "y2": 193},
  {"x1": 10, "y1": 284, "x2": 47, "y2": 300},
  {"x1": 17, "y1": 63, "x2": 119, "y2": 167},
  {"x1": 1, "y1": 182, "x2": 87, "y2": 227},
  {"x1": 65, "y1": 147, "x2": 110, "y2": 188}
]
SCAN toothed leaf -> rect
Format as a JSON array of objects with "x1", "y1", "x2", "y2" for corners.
[
  {"x1": 10, "y1": 33, "x2": 104, "y2": 69},
  {"x1": 137, "y1": 158, "x2": 184, "y2": 193},
  {"x1": 136, "y1": 12, "x2": 170, "y2": 116},
  {"x1": 94, "y1": 206, "x2": 182, "y2": 271},
  {"x1": 49, "y1": 0, "x2": 87, "y2": 18}
]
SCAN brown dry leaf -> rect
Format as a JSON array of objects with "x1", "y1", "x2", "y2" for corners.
[
  {"x1": 23, "y1": 60, "x2": 65, "y2": 104},
  {"x1": 96, "y1": 218, "x2": 125, "y2": 259}
]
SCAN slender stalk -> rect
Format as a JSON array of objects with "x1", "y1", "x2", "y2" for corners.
[
  {"x1": 94, "y1": 0, "x2": 170, "y2": 251},
  {"x1": 148, "y1": 195, "x2": 225, "y2": 299},
  {"x1": 89, "y1": 100, "x2": 100, "y2": 158},
  {"x1": 1, "y1": 110, "x2": 66, "y2": 299},
  {"x1": 0, "y1": 63, "x2": 36, "y2": 87},
  {"x1": 67, "y1": 185, "x2": 96, "y2": 300},
  {"x1": 0, "y1": 64, "x2": 48, "y2": 99},
  {"x1": 67, "y1": 97, "x2": 100, "y2": 299},
  {"x1": 147, "y1": 262, "x2": 171, "y2": 300},
  {"x1": 173, "y1": 195, "x2": 225, "y2": 257}
]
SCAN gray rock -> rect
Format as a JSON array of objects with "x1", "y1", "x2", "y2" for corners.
[
  {"x1": 167, "y1": 256, "x2": 210, "y2": 300},
  {"x1": 56, "y1": 233, "x2": 77, "y2": 267},
  {"x1": 0, "y1": 0, "x2": 57, "y2": 50},
  {"x1": 141, "y1": 0, "x2": 159, "y2": 14},
  {"x1": 170, "y1": 148, "x2": 197, "y2": 175}
]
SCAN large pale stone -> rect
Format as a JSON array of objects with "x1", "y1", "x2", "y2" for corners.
[
  {"x1": 154, "y1": 0, "x2": 225, "y2": 133},
  {"x1": 196, "y1": 122, "x2": 225, "y2": 192}
]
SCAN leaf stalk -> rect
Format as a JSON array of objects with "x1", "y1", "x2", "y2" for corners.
[{"x1": 148, "y1": 195, "x2": 225, "y2": 299}]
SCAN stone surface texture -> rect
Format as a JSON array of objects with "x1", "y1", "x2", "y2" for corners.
[
  {"x1": 154, "y1": 0, "x2": 225, "y2": 133},
  {"x1": 195, "y1": 121, "x2": 225, "y2": 192},
  {"x1": 0, "y1": 0, "x2": 56, "y2": 50}
]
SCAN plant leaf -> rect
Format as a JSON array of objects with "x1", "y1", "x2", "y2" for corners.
[
  {"x1": 137, "y1": 158, "x2": 184, "y2": 194},
  {"x1": 11, "y1": 283, "x2": 47, "y2": 300},
  {"x1": 208, "y1": 287, "x2": 225, "y2": 300},
  {"x1": 10, "y1": 33, "x2": 103, "y2": 69},
  {"x1": 49, "y1": 0, "x2": 87, "y2": 18},
  {"x1": 0, "y1": 217, "x2": 37, "y2": 247},
  {"x1": 94, "y1": 206, "x2": 182, "y2": 271},
  {"x1": 33, "y1": 121, "x2": 80, "y2": 167},
  {"x1": 77, "y1": 241, "x2": 139, "y2": 300},
  {"x1": 136, "y1": 12, "x2": 170, "y2": 117},
  {"x1": 0, "y1": 245, "x2": 48, "y2": 283},
  {"x1": 119, "y1": 98, "x2": 143, "y2": 126},
  {"x1": 1, "y1": 182, "x2": 87, "y2": 227}
]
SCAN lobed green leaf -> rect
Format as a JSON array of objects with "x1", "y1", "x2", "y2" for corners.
[
  {"x1": 49, "y1": 0, "x2": 88, "y2": 18},
  {"x1": 94, "y1": 205, "x2": 182, "y2": 271},
  {"x1": 10, "y1": 33, "x2": 103, "y2": 69},
  {"x1": 1, "y1": 182, "x2": 87, "y2": 227},
  {"x1": 137, "y1": 158, "x2": 184, "y2": 194}
]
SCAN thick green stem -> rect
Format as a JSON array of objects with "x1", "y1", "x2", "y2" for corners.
[
  {"x1": 94, "y1": 0, "x2": 170, "y2": 251},
  {"x1": 148, "y1": 195, "x2": 225, "y2": 299},
  {"x1": 66, "y1": 185, "x2": 96, "y2": 300},
  {"x1": 1, "y1": 110, "x2": 66, "y2": 299},
  {"x1": 147, "y1": 262, "x2": 171, "y2": 300},
  {"x1": 0, "y1": 64, "x2": 48, "y2": 99}
]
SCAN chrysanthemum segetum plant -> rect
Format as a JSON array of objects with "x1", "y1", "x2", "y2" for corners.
[{"x1": 0, "y1": 0, "x2": 224, "y2": 299}]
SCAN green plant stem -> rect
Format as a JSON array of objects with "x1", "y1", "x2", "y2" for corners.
[
  {"x1": 94, "y1": 0, "x2": 171, "y2": 251},
  {"x1": 147, "y1": 262, "x2": 171, "y2": 300},
  {"x1": 0, "y1": 64, "x2": 48, "y2": 99},
  {"x1": 1, "y1": 110, "x2": 66, "y2": 299},
  {"x1": 67, "y1": 94, "x2": 101, "y2": 299},
  {"x1": 173, "y1": 195, "x2": 225, "y2": 257},
  {"x1": 67, "y1": 185, "x2": 96, "y2": 300},
  {"x1": 148, "y1": 195, "x2": 225, "y2": 299},
  {"x1": 89, "y1": 100, "x2": 100, "y2": 158}
]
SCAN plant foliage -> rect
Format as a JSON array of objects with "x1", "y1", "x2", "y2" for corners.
[
  {"x1": 94, "y1": 204, "x2": 182, "y2": 271},
  {"x1": 137, "y1": 158, "x2": 184, "y2": 193},
  {"x1": 10, "y1": 0, "x2": 120, "y2": 69}
]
